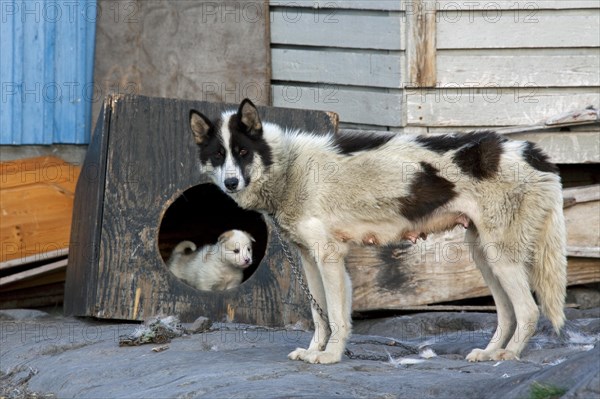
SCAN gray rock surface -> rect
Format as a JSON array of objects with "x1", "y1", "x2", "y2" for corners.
[{"x1": 0, "y1": 309, "x2": 598, "y2": 398}]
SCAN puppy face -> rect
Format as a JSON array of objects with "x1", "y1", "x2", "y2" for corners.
[
  {"x1": 218, "y1": 230, "x2": 254, "y2": 268},
  {"x1": 189, "y1": 99, "x2": 272, "y2": 194}
]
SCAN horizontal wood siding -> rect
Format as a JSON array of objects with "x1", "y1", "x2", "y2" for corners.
[
  {"x1": 407, "y1": 3, "x2": 600, "y2": 129},
  {"x1": 407, "y1": 88, "x2": 600, "y2": 127},
  {"x1": 0, "y1": 0, "x2": 96, "y2": 144},
  {"x1": 271, "y1": 1, "x2": 600, "y2": 133},
  {"x1": 437, "y1": 9, "x2": 600, "y2": 49},
  {"x1": 272, "y1": 84, "x2": 402, "y2": 126},
  {"x1": 270, "y1": 2, "x2": 403, "y2": 128}
]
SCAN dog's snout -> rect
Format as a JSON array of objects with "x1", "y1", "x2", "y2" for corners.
[{"x1": 224, "y1": 177, "x2": 239, "y2": 191}]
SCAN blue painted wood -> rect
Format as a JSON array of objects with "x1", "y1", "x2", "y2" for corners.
[{"x1": 0, "y1": 0, "x2": 96, "y2": 145}]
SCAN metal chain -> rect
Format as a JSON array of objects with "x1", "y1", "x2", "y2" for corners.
[{"x1": 271, "y1": 218, "x2": 329, "y2": 325}]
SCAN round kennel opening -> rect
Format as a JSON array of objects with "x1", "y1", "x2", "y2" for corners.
[{"x1": 158, "y1": 183, "x2": 268, "y2": 289}]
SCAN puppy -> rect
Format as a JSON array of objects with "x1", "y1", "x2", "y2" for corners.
[{"x1": 167, "y1": 230, "x2": 254, "y2": 291}]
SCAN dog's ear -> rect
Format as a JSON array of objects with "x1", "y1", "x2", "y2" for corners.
[
  {"x1": 190, "y1": 110, "x2": 213, "y2": 145},
  {"x1": 237, "y1": 99, "x2": 262, "y2": 137},
  {"x1": 218, "y1": 230, "x2": 234, "y2": 244}
]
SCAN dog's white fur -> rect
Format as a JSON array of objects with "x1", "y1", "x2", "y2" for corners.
[
  {"x1": 189, "y1": 100, "x2": 567, "y2": 364},
  {"x1": 167, "y1": 230, "x2": 254, "y2": 291}
]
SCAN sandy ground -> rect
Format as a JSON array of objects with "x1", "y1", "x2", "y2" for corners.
[{"x1": 1, "y1": 308, "x2": 598, "y2": 399}]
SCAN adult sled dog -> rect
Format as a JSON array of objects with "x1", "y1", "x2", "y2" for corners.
[{"x1": 188, "y1": 99, "x2": 567, "y2": 364}]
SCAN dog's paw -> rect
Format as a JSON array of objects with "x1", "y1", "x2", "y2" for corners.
[
  {"x1": 288, "y1": 348, "x2": 311, "y2": 360},
  {"x1": 466, "y1": 348, "x2": 493, "y2": 362},
  {"x1": 303, "y1": 350, "x2": 342, "y2": 364},
  {"x1": 491, "y1": 349, "x2": 519, "y2": 361}
]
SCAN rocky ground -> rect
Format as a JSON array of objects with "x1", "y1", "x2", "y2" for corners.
[{"x1": 1, "y1": 308, "x2": 598, "y2": 399}]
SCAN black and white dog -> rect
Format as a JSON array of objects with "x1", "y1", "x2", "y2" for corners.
[{"x1": 188, "y1": 99, "x2": 567, "y2": 364}]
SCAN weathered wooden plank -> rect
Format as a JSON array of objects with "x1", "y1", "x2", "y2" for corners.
[
  {"x1": 270, "y1": 8, "x2": 404, "y2": 50},
  {"x1": 270, "y1": 0, "x2": 402, "y2": 11},
  {"x1": 437, "y1": 10, "x2": 600, "y2": 49},
  {"x1": 433, "y1": 1, "x2": 600, "y2": 10},
  {"x1": 436, "y1": 49, "x2": 600, "y2": 87},
  {"x1": 272, "y1": 84, "x2": 403, "y2": 126},
  {"x1": 0, "y1": 282, "x2": 64, "y2": 309},
  {"x1": 406, "y1": 0, "x2": 437, "y2": 87},
  {"x1": 349, "y1": 242, "x2": 600, "y2": 312},
  {"x1": 271, "y1": 48, "x2": 402, "y2": 88},
  {"x1": 506, "y1": 131, "x2": 600, "y2": 164},
  {"x1": 0, "y1": 258, "x2": 67, "y2": 288},
  {"x1": 406, "y1": 88, "x2": 600, "y2": 127},
  {"x1": 0, "y1": 157, "x2": 79, "y2": 263},
  {"x1": 0, "y1": 248, "x2": 68, "y2": 272},
  {"x1": 564, "y1": 201, "x2": 600, "y2": 256},
  {"x1": 64, "y1": 100, "x2": 112, "y2": 318},
  {"x1": 0, "y1": 156, "x2": 80, "y2": 191},
  {"x1": 563, "y1": 185, "x2": 600, "y2": 207},
  {"x1": 271, "y1": 1, "x2": 600, "y2": 11}
]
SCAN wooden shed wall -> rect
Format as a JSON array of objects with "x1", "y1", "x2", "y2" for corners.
[{"x1": 269, "y1": 0, "x2": 600, "y2": 132}]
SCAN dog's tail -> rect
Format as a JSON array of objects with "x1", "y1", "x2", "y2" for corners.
[
  {"x1": 167, "y1": 241, "x2": 197, "y2": 267},
  {"x1": 530, "y1": 178, "x2": 567, "y2": 334}
]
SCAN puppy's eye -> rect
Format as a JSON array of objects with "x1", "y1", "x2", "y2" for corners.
[
  {"x1": 233, "y1": 249, "x2": 240, "y2": 254},
  {"x1": 214, "y1": 151, "x2": 224, "y2": 159},
  {"x1": 239, "y1": 148, "x2": 248, "y2": 157}
]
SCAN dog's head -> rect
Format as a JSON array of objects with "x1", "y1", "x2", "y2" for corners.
[
  {"x1": 189, "y1": 99, "x2": 273, "y2": 195},
  {"x1": 218, "y1": 230, "x2": 255, "y2": 269}
]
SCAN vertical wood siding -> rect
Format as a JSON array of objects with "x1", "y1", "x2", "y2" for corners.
[{"x1": 0, "y1": 0, "x2": 96, "y2": 144}]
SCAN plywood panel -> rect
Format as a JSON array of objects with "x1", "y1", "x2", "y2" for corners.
[{"x1": 92, "y1": 0, "x2": 270, "y2": 125}]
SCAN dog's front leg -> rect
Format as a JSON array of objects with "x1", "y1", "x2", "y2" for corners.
[
  {"x1": 295, "y1": 245, "x2": 351, "y2": 364},
  {"x1": 288, "y1": 247, "x2": 330, "y2": 361}
]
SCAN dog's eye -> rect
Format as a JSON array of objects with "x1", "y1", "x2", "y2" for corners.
[
  {"x1": 233, "y1": 249, "x2": 240, "y2": 254},
  {"x1": 213, "y1": 149, "x2": 225, "y2": 159},
  {"x1": 239, "y1": 148, "x2": 248, "y2": 157}
]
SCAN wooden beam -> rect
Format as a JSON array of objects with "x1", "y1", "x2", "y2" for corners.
[{"x1": 406, "y1": 0, "x2": 437, "y2": 87}]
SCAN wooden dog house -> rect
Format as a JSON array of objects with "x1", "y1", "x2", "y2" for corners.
[{"x1": 64, "y1": 94, "x2": 338, "y2": 325}]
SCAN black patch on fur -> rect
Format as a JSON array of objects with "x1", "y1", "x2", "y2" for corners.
[
  {"x1": 452, "y1": 133, "x2": 505, "y2": 179},
  {"x1": 227, "y1": 111, "x2": 273, "y2": 184},
  {"x1": 522, "y1": 141, "x2": 559, "y2": 174},
  {"x1": 333, "y1": 131, "x2": 395, "y2": 155},
  {"x1": 415, "y1": 131, "x2": 505, "y2": 154},
  {"x1": 197, "y1": 119, "x2": 225, "y2": 168},
  {"x1": 399, "y1": 162, "x2": 456, "y2": 221}
]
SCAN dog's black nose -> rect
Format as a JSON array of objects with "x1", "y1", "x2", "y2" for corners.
[{"x1": 224, "y1": 177, "x2": 239, "y2": 191}]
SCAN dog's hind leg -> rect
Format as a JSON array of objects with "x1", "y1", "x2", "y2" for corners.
[
  {"x1": 288, "y1": 246, "x2": 330, "y2": 360},
  {"x1": 487, "y1": 258, "x2": 539, "y2": 360},
  {"x1": 465, "y1": 229, "x2": 516, "y2": 362}
]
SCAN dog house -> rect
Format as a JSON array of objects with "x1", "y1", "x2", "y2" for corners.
[{"x1": 64, "y1": 94, "x2": 338, "y2": 325}]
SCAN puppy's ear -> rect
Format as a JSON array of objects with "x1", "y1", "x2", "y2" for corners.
[
  {"x1": 237, "y1": 99, "x2": 262, "y2": 137},
  {"x1": 218, "y1": 230, "x2": 234, "y2": 244},
  {"x1": 190, "y1": 110, "x2": 213, "y2": 145}
]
